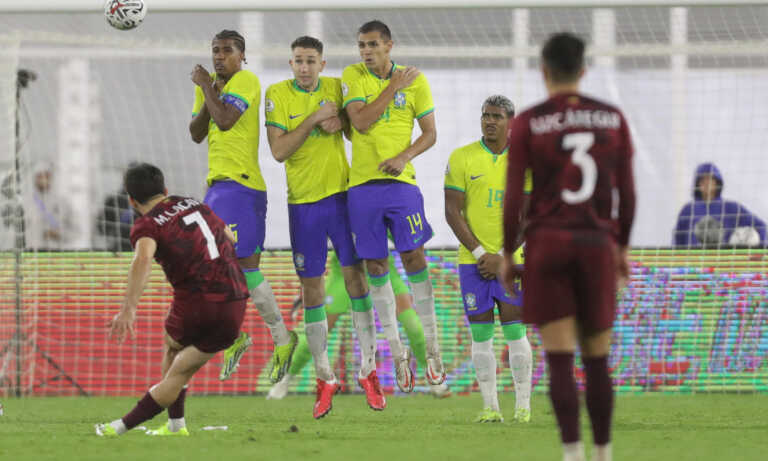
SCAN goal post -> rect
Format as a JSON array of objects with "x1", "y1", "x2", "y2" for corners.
[{"x1": 0, "y1": 1, "x2": 766, "y2": 396}]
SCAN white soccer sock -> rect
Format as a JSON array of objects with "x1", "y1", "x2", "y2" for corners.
[
  {"x1": 169, "y1": 417, "x2": 186, "y2": 432},
  {"x1": 110, "y1": 419, "x2": 127, "y2": 435},
  {"x1": 563, "y1": 441, "x2": 586, "y2": 461},
  {"x1": 251, "y1": 280, "x2": 291, "y2": 346},
  {"x1": 369, "y1": 279, "x2": 403, "y2": 360},
  {"x1": 508, "y1": 337, "x2": 533, "y2": 411},
  {"x1": 471, "y1": 338, "x2": 499, "y2": 412},
  {"x1": 410, "y1": 277, "x2": 440, "y2": 355},
  {"x1": 592, "y1": 443, "x2": 612, "y2": 461},
  {"x1": 352, "y1": 309, "x2": 377, "y2": 376},
  {"x1": 305, "y1": 319, "x2": 334, "y2": 382}
]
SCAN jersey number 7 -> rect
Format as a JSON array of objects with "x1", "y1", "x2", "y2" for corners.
[
  {"x1": 183, "y1": 211, "x2": 220, "y2": 260},
  {"x1": 561, "y1": 132, "x2": 596, "y2": 204}
]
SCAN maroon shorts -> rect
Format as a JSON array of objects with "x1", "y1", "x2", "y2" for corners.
[
  {"x1": 165, "y1": 297, "x2": 247, "y2": 353},
  {"x1": 523, "y1": 228, "x2": 617, "y2": 332}
]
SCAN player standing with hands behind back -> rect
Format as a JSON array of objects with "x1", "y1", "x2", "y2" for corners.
[
  {"x1": 189, "y1": 30, "x2": 297, "y2": 383},
  {"x1": 503, "y1": 33, "x2": 636, "y2": 461}
]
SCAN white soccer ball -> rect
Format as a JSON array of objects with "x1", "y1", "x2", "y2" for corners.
[
  {"x1": 728, "y1": 226, "x2": 761, "y2": 246},
  {"x1": 104, "y1": 0, "x2": 147, "y2": 31}
]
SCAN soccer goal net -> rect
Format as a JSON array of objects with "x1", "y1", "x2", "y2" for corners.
[{"x1": 0, "y1": 1, "x2": 766, "y2": 397}]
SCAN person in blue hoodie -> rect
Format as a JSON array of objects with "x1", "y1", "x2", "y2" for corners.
[{"x1": 673, "y1": 162, "x2": 766, "y2": 247}]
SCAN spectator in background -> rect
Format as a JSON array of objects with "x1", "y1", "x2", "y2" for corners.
[
  {"x1": 674, "y1": 162, "x2": 766, "y2": 247},
  {"x1": 23, "y1": 162, "x2": 76, "y2": 250},
  {"x1": 96, "y1": 180, "x2": 135, "y2": 252}
]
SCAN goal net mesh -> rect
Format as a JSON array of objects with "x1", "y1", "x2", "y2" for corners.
[{"x1": 0, "y1": 4, "x2": 766, "y2": 396}]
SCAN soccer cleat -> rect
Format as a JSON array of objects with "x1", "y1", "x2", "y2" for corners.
[
  {"x1": 146, "y1": 423, "x2": 190, "y2": 436},
  {"x1": 269, "y1": 330, "x2": 299, "y2": 383},
  {"x1": 394, "y1": 348, "x2": 415, "y2": 393},
  {"x1": 266, "y1": 373, "x2": 294, "y2": 400},
  {"x1": 219, "y1": 331, "x2": 253, "y2": 381},
  {"x1": 428, "y1": 381, "x2": 452, "y2": 399},
  {"x1": 313, "y1": 378, "x2": 340, "y2": 419},
  {"x1": 474, "y1": 407, "x2": 504, "y2": 423},
  {"x1": 425, "y1": 349, "x2": 446, "y2": 385},
  {"x1": 514, "y1": 407, "x2": 531, "y2": 423},
  {"x1": 358, "y1": 370, "x2": 386, "y2": 411},
  {"x1": 94, "y1": 423, "x2": 118, "y2": 437}
]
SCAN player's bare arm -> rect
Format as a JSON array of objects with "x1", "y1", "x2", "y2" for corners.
[
  {"x1": 189, "y1": 88, "x2": 211, "y2": 144},
  {"x1": 345, "y1": 66, "x2": 420, "y2": 133},
  {"x1": 378, "y1": 111, "x2": 436, "y2": 177},
  {"x1": 445, "y1": 188, "x2": 498, "y2": 279},
  {"x1": 267, "y1": 101, "x2": 339, "y2": 162},
  {"x1": 109, "y1": 236, "x2": 157, "y2": 343},
  {"x1": 191, "y1": 65, "x2": 242, "y2": 132},
  {"x1": 318, "y1": 115, "x2": 343, "y2": 134}
]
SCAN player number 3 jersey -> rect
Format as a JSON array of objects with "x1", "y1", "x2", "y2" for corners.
[
  {"x1": 445, "y1": 139, "x2": 532, "y2": 264},
  {"x1": 129, "y1": 196, "x2": 249, "y2": 302}
]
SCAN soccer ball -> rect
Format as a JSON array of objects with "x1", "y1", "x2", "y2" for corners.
[
  {"x1": 728, "y1": 226, "x2": 761, "y2": 246},
  {"x1": 104, "y1": 0, "x2": 147, "y2": 31}
]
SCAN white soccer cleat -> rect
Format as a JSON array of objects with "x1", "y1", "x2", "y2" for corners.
[
  {"x1": 394, "y1": 349, "x2": 415, "y2": 393},
  {"x1": 425, "y1": 347, "x2": 446, "y2": 385},
  {"x1": 266, "y1": 373, "x2": 293, "y2": 400}
]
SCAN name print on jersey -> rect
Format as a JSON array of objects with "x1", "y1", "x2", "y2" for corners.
[
  {"x1": 529, "y1": 109, "x2": 620, "y2": 135},
  {"x1": 153, "y1": 198, "x2": 202, "y2": 226}
]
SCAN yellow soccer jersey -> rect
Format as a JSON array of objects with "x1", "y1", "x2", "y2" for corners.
[
  {"x1": 444, "y1": 139, "x2": 532, "y2": 264},
  {"x1": 192, "y1": 69, "x2": 265, "y2": 191},
  {"x1": 341, "y1": 62, "x2": 434, "y2": 188},
  {"x1": 264, "y1": 77, "x2": 349, "y2": 204}
]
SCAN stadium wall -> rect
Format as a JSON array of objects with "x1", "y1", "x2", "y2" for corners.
[{"x1": 0, "y1": 248, "x2": 766, "y2": 396}]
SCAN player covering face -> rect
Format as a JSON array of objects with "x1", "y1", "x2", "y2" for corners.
[
  {"x1": 502, "y1": 33, "x2": 636, "y2": 461},
  {"x1": 96, "y1": 163, "x2": 249, "y2": 437},
  {"x1": 264, "y1": 36, "x2": 383, "y2": 418},
  {"x1": 445, "y1": 96, "x2": 533, "y2": 424},
  {"x1": 342, "y1": 19, "x2": 444, "y2": 393},
  {"x1": 190, "y1": 30, "x2": 298, "y2": 386}
]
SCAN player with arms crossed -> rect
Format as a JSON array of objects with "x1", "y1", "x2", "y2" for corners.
[
  {"x1": 189, "y1": 30, "x2": 297, "y2": 383},
  {"x1": 445, "y1": 95, "x2": 533, "y2": 423},
  {"x1": 95, "y1": 163, "x2": 249, "y2": 437},
  {"x1": 263, "y1": 36, "x2": 382, "y2": 417},
  {"x1": 342, "y1": 20, "x2": 444, "y2": 391},
  {"x1": 503, "y1": 33, "x2": 636, "y2": 461}
]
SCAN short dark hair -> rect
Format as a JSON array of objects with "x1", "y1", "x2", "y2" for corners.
[
  {"x1": 214, "y1": 29, "x2": 246, "y2": 53},
  {"x1": 124, "y1": 163, "x2": 165, "y2": 204},
  {"x1": 541, "y1": 32, "x2": 585, "y2": 83},
  {"x1": 482, "y1": 95, "x2": 515, "y2": 117},
  {"x1": 358, "y1": 20, "x2": 391, "y2": 41},
  {"x1": 291, "y1": 36, "x2": 323, "y2": 55}
]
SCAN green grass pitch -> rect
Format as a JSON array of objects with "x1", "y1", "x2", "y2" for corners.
[{"x1": 1, "y1": 394, "x2": 765, "y2": 460}]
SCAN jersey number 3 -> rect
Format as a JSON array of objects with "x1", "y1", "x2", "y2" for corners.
[
  {"x1": 183, "y1": 211, "x2": 220, "y2": 260},
  {"x1": 561, "y1": 132, "x2": 596, "y2": 204}
]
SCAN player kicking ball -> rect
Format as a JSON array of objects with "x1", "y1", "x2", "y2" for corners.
[
  {"x1": 445, "y1": 95, "x2": 533, "y2": 423},
  {"x1": 95, "y1": 163, "x2": 249, "y2": 436},
  {"x1": 503, "y1": 33, "x2": 636, "y2": 461}
]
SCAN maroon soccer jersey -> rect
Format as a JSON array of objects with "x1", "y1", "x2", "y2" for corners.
[
  {"x1": 504, "y1": 93, "x2": 636, "y2": 249},
  {"x1": 129, "y1": 196, "x2": 249, "y2": 302}
]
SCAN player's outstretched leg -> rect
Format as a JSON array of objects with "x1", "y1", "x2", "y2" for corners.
[
  {"x1": 502, "y1": 321, "x2": 532, "y2": 422},
  {"x1": 401, "y1": 249, "x2": 445, "y2": 385},
  {"x1": 219, "y1": 331, "x2": 252, "y2": 380},
  {"x1": 368, "y1": 267, "x2": 413, "y2": 393},
  {"x1": 96, "y1": 344, "x2": 214, "y2": 437},
  {"x1": 470, "y1": 323, "x2": 502, "y2": 423}
]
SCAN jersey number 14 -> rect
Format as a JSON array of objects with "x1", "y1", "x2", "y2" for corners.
[{"x1": 561, "y1": 132, "x2": 596, "y2": 204}]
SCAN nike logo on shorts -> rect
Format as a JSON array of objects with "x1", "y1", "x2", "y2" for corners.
[
  {"x1": 289, "y1": 113, "x2": 303, "y2": 119},
  {"x1": 413, "y1": 235, "x2": 424, "y2": 244}
]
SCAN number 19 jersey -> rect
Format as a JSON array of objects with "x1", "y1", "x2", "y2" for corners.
[{"x1": 445, "y1": 139, "x2": 532, "y2": 264}]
